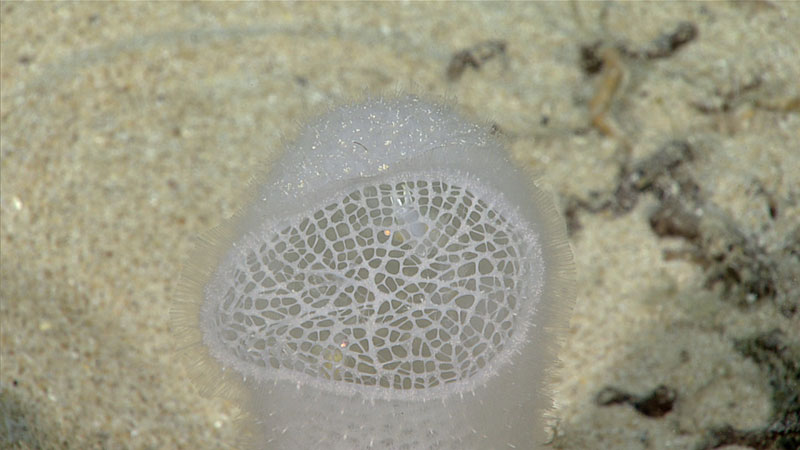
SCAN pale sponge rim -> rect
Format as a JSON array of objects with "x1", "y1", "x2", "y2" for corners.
[{"x1": 201, "y1": 168, "x2": 546, "y2": 402}]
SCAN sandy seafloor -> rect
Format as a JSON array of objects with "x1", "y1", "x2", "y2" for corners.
[{"x1": 1, "y1": 2, "x2": 798, "y2": 450}]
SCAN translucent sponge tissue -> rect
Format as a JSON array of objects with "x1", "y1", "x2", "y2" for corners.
[{"x1": 171, "y1": 95, "x2": 576, "y2": 449}]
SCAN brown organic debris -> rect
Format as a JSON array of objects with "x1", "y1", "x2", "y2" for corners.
[
  {"x1": 695, "y1": 330, "x2": 800, "y2": 450},
  {"x1": 596, "y1": 384, "x2": 678, "y2": 418},
  {"x1": 446, "y1": 40, "x2": 507, "y2": 81}
]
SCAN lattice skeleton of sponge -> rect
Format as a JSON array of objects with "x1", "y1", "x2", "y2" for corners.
[{"x1": 206, "y1": 174, "x2": 542, "y2": 401}]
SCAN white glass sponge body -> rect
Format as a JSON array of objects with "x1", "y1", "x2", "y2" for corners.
[
  {"x1": 205, "y1": 171, "x2": 543, "y2": 402},
  {"x1": 173, "y1": 96, "x2": 575, "y2": 449}
]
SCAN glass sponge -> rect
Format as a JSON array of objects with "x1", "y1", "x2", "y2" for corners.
[{"x1": 172, "y1": 95, "x2": 575, "y2": 449}]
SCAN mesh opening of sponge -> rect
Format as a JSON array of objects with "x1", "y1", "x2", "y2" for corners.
[{"x1": 205, "y1": 177, "x2": 543, "y2": 399}]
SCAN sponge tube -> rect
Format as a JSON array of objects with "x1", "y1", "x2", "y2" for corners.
[{"x1": 171, "y1": 95, "x2": 575, "y2": 449}]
